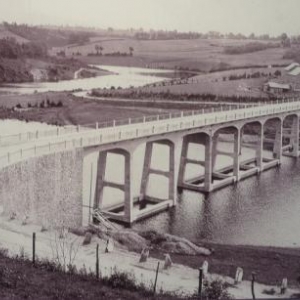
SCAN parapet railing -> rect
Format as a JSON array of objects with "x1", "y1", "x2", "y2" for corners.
[
  {"x1": 1, "y1": 99, "x2": 300, "y2": 170},
  {"x1": 0, "y1": 97, "x2": 296, "y2": 148}
]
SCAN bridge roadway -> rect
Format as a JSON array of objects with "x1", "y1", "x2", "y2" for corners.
[{"x1": 1, "y1": 99, "x2": 300, "y2": 224}]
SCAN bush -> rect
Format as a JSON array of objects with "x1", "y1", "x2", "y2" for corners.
[
  {"x1": 102, "y1": 269, "x2": 138, "y2": 291},
  {"x1": 192, "y1": 279, "x2": 233, "y2": 300}
]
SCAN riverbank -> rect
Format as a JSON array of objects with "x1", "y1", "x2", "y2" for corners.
[
  {"x1": 0, "y1": 216, "x2": 299, "y2": 299},
  {"x1": 151, "y1": 242, "x2": 300, "y2": 289}
]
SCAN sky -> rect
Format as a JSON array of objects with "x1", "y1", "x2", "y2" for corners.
[{"x1": 0, "y1": 0, "x2": 299, "y2": 36}]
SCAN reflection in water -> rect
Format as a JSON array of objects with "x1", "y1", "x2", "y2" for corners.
[{"x1": 134, "y1": 156, "x2": 300, "y2": 248}]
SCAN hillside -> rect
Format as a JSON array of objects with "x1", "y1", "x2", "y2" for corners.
[{"x1": 58, "y1": 38, "x2": 290, "y2": 72}]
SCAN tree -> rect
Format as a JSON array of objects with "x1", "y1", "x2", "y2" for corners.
[
  {"x1": 281, "y1": 33, "x2": 291, "y2": 47},
  {"x1": 129, "y1": 46, "x2": 134, "y2": 56}
]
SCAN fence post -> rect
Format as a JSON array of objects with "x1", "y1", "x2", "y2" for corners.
[
  {"x1": 198, "y1": 268, "x2": 203, "y2": 298},
  {"x1": 251, "y1": 272, "x2": 256, "y2": 300},
  {"x1": 143, "y1": 116, "x2": 146, "y2": 123},
  {"x1": 96, "y1": 244, "x2": 99, "y2": 279},
  {"x1": 153, "y1": 262, "x2": 160, "y2": 294},
  {"x1": 32, "y1": 232, "x2": 36, "y2": 264},
  {"x1": 113, "y1": 120, "x2": 116, "y2": 127},
  {"x1": 96, "y1": 122, "x2": 99, "y2": 130}
]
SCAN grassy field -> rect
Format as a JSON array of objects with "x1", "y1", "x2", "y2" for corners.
[
  {"x1": 0, "y1": 92, "x2": 190, "y2": 125},
  {"x1": 54, "y1": 38, "x2": 291, "y2": 72}
]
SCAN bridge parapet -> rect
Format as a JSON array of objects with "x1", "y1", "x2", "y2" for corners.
[{"x1": 1, "y1": 99, "x2": 300, "y2": 170}]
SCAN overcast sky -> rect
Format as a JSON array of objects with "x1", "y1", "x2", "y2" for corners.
[{"x1": 0, "y1": 0, "x2": 299, "y2": 36}]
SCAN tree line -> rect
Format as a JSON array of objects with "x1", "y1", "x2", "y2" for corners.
[{"x1": 0, "y1": 37, "x2": 47, "y2": 59}]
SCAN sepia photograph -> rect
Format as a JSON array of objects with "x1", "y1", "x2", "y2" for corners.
[{"x1": 0, "y1": 0, "x2": 300, "y2": 299}]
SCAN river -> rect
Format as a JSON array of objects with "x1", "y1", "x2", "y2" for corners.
[
  {"x1": 1, "y1": 65, "x2": 300, "y2": 249},
  {"x1": 0, "y1": 65, "x2": 171, "y2": 95},
  {"x1": 82, "y1": 138, "x2": 300, "y2": 248}
]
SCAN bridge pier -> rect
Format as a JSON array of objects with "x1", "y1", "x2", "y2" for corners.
[
  {"x1": 273, "y1": 120, "x2": 283, "y2": 161},
  {"x1": 94, "y1": 148, "x2": 135, "y2": 223},
  {"x1": 256, "y1": 123, "x2": 264, "y2": 171},
  {"x1": 282, "y1": 115, "x2": 299, "y2": 157},
  {"x1": 233, "y1": 129, "x2": 241, "y2": 181},
  {"x1": 204, "y1": 135, "x2": 213, "y2": 192},
  {"x1": 140, "y1": 140, "x2": 176, "y2": 206},
  {"x1": 291, "y1": 115, "x2": 299, "y2": 157}
]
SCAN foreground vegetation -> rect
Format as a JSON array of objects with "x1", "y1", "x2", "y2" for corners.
[{"x1": 0, "y1": 247, "x2": 233, "y2": 300}]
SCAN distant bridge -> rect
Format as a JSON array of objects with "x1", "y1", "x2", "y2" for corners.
[{"x1": 1, "y1": 99, "x2": 300, "y2": 225}]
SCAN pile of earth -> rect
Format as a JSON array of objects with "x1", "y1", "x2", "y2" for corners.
[{"x1": 73, "y1": 226, "x2": 211, "y2": 256}]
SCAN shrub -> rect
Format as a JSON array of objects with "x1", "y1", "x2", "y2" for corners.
[
  {"x1": 102, "y1": 268, "x2": 138, "y2": 291},
  {"x1": 191, "y1": 279, "x2": 233, "y2": 300}
]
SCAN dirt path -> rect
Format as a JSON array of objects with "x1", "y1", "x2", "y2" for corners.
[{"x1": 0, "y1": 217, "x2": 299, "y2": 299}]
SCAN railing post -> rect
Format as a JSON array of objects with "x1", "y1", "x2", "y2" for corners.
[
  {"x1": 113, "y1": 120, "x2": 116, "y2": 127},
  {"x1": 77, "y1": 125, "x2": 80, "y2": 132},
  {"x1": 143, "y1": 116, "x2": 146, "y2": 123},
  {"x1": 20, "y1": 149, "x2": 23, "y2": 159},
  {"x1": 36, "y1": 130, "x2": 39, "y2": 139},
  {"x1": 7, "y1": 152, "x2": 10, "y2": 163},
  {"x1": 57, "y1": 127, "x2": 60, "y2": 135},
  {"x1": 128, "y1": 118, "x2": 131, "y2": 124},
  {"x1": 181, "y1": 111, "x2": 184, "y2": 117},
  {"x1": 96, "y1": 122, "x2": 99, "y2": 129},
  {"x1": 157, "y1": 115, "x2": 159, "y2": 121}
]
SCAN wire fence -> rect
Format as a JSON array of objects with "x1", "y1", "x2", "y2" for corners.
[{"x1": 0, "y1": 231, "x2": 183, "y2": 295}]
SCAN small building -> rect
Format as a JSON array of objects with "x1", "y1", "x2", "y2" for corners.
[
  {"x1": 285, "y1": 62, "x2": 300, "y2": 72},
  {"x1": 263, "y1": 82, "x2": 291, "y2": 94},
  {"x1": 288, "y1": 66, "x2": 300, "y2": 76}
]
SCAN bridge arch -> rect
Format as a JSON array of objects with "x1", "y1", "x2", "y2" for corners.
[{"x1": 282, "y1": 114, "x2": 299, "y2": 156}]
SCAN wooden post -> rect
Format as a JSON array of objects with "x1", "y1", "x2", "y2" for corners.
[
  {"x1": 251, "y1": 272, "x2": 256, "y2": 300},
  {"x1": 96, "y1": 244, "x2": 99, "y2": 279},
  {"x1": 88, "y1": 164, "x2": 93, "y2": 224},
  {"x1": 153, "y1": 262, "x2": 160, "y2": 294},
  {"x1": 198, "y1": 268, "x2": 203, "y2": 298},
  {"x1": 32, "y1": 232, "x2": 36, "y2": 264}
]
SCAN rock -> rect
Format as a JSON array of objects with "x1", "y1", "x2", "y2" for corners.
[
  {"x1": 82, "y1": 232, "x2": 93, "y2": 245},
  {"x1": 202, "y1": 260, "x2": 209, "y2": 277},
  {"x1": 105, "y1": 238, "x2": 114, "y2": 253},
  {"x1": 164, "y1": 253, "x2": 172, "y2": 269},
  {"x1": 235, "y1": 267, "x2": 243, "y2": 284},
  {"x1": 111, "y1": 230, "x2": 148, "y2": 252},
  {"x1": 139, "y1": 247, "x2": 149, "y2": 263},
  {"x1": 21, "y1": 215, "x2": 29, "y2": 226},
  {"x1": 139, "y1": 230, "x2": 211, "y2": 256}
]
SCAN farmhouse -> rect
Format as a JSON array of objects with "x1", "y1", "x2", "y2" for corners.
[{"x1": 263, "y1": 82, "x2": 291, "y2": 94}]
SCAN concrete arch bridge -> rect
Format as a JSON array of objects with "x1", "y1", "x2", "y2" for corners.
[{"x1": 0, "y1": 100, "x2": 300, "y2": 226}]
